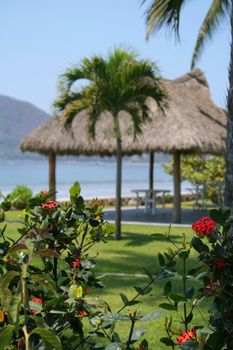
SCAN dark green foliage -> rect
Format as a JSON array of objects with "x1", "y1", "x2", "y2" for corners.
[{"x1": 10, "y1": 185, "x2": 33, "y2": 209}]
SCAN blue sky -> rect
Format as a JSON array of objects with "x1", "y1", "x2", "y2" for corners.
[{"x1": 0, "y1": 0, "x2": 230, "y2": 113}]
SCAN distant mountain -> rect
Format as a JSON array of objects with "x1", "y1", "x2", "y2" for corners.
[{"x1": 0, "y1": 95, "x2": 51, "y2": 159}]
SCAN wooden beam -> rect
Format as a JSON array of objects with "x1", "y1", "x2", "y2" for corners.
[
  {"x1": 49, "y1": 151, "x2": 56, "y2": 201},
  {"x1": 173, "y1": 151, "x2": 181, "y2": 223}
]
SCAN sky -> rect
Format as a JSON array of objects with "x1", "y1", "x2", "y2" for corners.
[{"x1": 0, "y1": 0, "x2": 230, "y2": 114}]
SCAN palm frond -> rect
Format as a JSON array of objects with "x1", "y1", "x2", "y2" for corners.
[
  {"x1": 122, "y1": 80, "x2": 168, "y2": 113},
  {"x1": 191, "y1": 0, "x2": 230, "y2": 68},
  {"x1": 123, "y1": 104, "x2": 143, "y2": 139},
  {"x1": 54, "y1": 91, "x2": 82, "y2": 114},
  {"x1": 142, "y1": 0, "x2": 187, "y2": 40},
  {"x1": 53, "y1": 47, "x2": 167, "y2": 139}
]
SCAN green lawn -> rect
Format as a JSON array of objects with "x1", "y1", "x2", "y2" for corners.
[{"x1": 1, "y1": 212, "x2": 210, "y2": 349}]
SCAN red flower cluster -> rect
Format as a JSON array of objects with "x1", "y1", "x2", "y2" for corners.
[
  {"x1": 41, "y1": 201, "x2": 58, "y2": 210},
  {"x1": 192, "y1": 216, "x2": 216, "y2": 237},
  {"x1": 31, "y1": 297, "x2": 43, "y2": 314},
  {"x1": 72, "y1": 256, "x2": 81, "y2": 267},
  {"x1": 176, "y1": 330, "x2": 195, "y2": 344},
  {"x1": 215, "y1": 258, "x2": 226, "y2": 269}
]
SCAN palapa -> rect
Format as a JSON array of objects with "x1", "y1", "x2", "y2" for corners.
[{"x1": 21, "y1": 69, "x2": 227, "y2": 222}]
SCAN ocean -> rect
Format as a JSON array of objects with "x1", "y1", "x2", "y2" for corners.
[{"x1": 0, "y1": 160, "x2": 191, "y2": 201}]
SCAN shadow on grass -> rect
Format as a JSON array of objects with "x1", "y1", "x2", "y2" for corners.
[
  {"x1": 107, "y1": 231, "x2": 184, "y2": 247},
  {"x1": 95, "y1": 245, "x2": 200, "y2": 276}
]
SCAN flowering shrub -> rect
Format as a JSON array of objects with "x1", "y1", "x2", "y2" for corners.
[
  {"x1": 156, "y1": 208, "x2": 233, "y2": 350},
  {"x1": 0, "y1": 182, "x2": 163, "y2": 350}
]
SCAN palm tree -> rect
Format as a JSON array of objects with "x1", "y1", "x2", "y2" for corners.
[
  {"x1": 142, "y1": 0, "x2": 233, "y2": 212},
  {"x1": 54, "y1": 48, "x2": 167, "y2": 239}
]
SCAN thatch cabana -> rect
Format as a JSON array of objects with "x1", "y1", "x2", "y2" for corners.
[{"x1": 21, "y1": 69, "x2": 226, "y2": 222}]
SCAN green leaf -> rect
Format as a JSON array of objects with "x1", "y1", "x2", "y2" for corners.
[
  {"x1": 178, "y1": 249, "x2": 190, "y2": 259},
  {"x1": 158, "y1": 253, "x2": 165, "y2": 267},
  {"x1": 159, "y1": 303, "x2": 176, "y2": 311},
  {"x1": 0, "y1": 271, "x2": 20, "y2": 298},
  {"x1": 164, "y1": 281, "x2": 172, "y2": 296},
  {"x1": 127, "y1": 300, "x2": 140, "y2": 306},
  {"x1": 31, "y1": 274, "x2": 57, "y2": 294},
  {"x1": 160, "y1": 337, "x2": 175, "y2": 346},
  {"x1": 140, "y1": 310, "x2": 163, "y2": 322},
  {"x1": 186, "y1": 287, "x2": 195, "y2": 300},
  {"x1": 31, "y1": 327, "x2": 62, "y2": 350},
  {"x1": 105, "y1": 343, "x2": 122, "y2": 350},
  {"x1": 191, "y1": 237, "x2": 209, "y2": 253},
  {"x1": 7, "y1": 294, "x2": 21, "y2": 324},
  {"x1": 101, "y1": 313, "x2": 129, "y2": 321},
  {"x1": 210, "y1": 208, "x2": 228, "y2": 225},
  {"x1": 0, "y1": 325, "x2": 15, "y2": 350},
  {"x1": 1, "y1": 201, "x2": 11, "y2": 211},
  {"x1": 140, "y1": 339, "x2": 149, "y2": 350},
  {"x1": 205, "y1": 331, "x2": 225, "y2": 349},
  {"x1": 170, "y1": 293, "x2": 187, "y2": 303},
  {"x1": 180, "y1": 340, "x2": 198, "y2": 349},
  {"x1": 134, "y1": 285, "x2": 152, "y2": 295},
  {"x1": 119, "y1": 293, "x2": 128, "y2": 306},
  {"x1": 69, "y1": 182, "x2": 81, "y2": 201},
  {"x1": 75, "y1": 196, "x2": 84, "y2": 209},
  {"x1": 130, "y1": 327, "x2": 146, "y2": 343},
  {"x1": 186, "y1": 312, "x2": 193, "y2": 324}
]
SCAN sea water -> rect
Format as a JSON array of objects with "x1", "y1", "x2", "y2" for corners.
[{"x1": 0, "y1": 160, "x2": 191, "y2": 201}]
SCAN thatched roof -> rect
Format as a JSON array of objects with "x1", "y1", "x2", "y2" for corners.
[{"x1": 21, "y1": 69, "x2": 226, "y2": 156}]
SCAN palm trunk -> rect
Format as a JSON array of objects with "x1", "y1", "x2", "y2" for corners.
[
  {"x1": 173, "y1": 151, "x2": 181, "y2": 223},
  {"x1": 225, "y1": 1, "x2": 233, "y2": 212},
  {"x1": 115, "y1": 137, "x2": 122, "y2": 240},
  {"x1": 49, "y1": 151, "x2": 56, "y2": 201},
  {"x1": 114, "y1": 115, "x2": 122, "y2": 240},
  {"x1": 149, "y1": 152, "x2": 154, "y2": 195}
]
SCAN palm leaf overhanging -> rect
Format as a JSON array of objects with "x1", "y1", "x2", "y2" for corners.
[{"x1": 142, "y1": 0, "x2": 230, "y2": 68}]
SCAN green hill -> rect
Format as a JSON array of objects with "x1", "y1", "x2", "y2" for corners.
[{"x1": 0, "y1": 95, "x2": 51, "y2": 159}]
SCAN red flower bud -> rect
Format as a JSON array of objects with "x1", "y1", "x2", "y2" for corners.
[{"x1": 31, "y1": 298, "x2": 43, "y2": 314}]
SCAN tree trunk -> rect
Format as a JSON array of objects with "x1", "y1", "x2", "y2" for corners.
[
  {"x1": 173, "y1": 151, "x2": 181, "y2": 223},
  {"x1": 115, "y1": 137, "x2": 122, "y2": 240},
  {"x1": 49, "y1": 151, "x2": 56, "y2": 201},
  {"x1": 225, "y1": 1, "x2": 233, "y2": 212}
]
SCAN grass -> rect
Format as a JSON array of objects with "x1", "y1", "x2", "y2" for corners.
[{"x1": 1, "y1": 212, "x2": 210, "y2": 349}]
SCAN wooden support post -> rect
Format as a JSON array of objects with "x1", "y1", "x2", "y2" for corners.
[
  {"x1": 49, "y1": 151, "x2": 56, "y2": 201},
  {"x1": 149, "y1": 152, "x2": 154, "y2": 194},
  {"x1": 173, "y1": 151, "x2": 181, "y2": 223}
]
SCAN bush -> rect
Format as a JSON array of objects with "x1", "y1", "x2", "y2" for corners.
[
  {"x1": 0, "y1": 184, "x2": 232, "y2": 349},
  {"x1": 10, "y1": 185, "x2": 33, "y2": 209}
]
